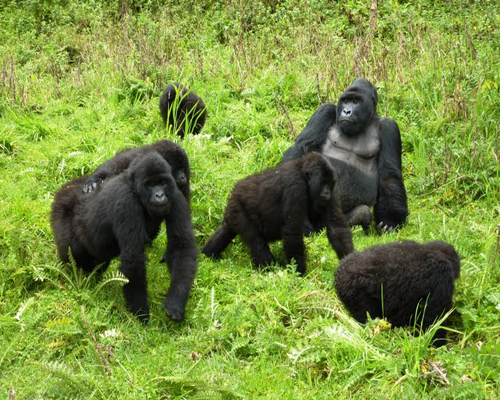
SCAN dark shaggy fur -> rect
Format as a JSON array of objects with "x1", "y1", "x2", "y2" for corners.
[
  {"x1": 334, "y1": 240, "x2": 460, "y2": 346},
  {"x1": 52, "y1": 152, "x2": 198, "y2": 322},
  {"x1": 159, "y1": 82, "x2": 206, "y2": 138},
  {"x1": 82, "y1": 139, "x2": 191, "y2": 201},
  {"x1": 202, "y1": 153, "x2": 354, "y2": 275}
]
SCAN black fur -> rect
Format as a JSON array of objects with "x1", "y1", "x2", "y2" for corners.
[
  {"x1": 159, "y1": 82, "x2": 206, "y2": 138},
  {"x1": 82, "y1": 139, "x2": 191, "y2": 202},
  {"x1": 202, "y1": 153, "x2": 354, "y2": 275},
  {"x1": 281, "y1": 78, "x2": 408, "y2": 231},
  {"x1": 334, "y1": 240, "x2": 460, "y2": 346},
  {"x1": 52, "y1": 152, "x2": 198, "y2": 322}
]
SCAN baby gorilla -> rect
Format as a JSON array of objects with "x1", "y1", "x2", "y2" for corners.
[
  {"x1": 334, "y1": 240, "x2": 461, "y2": 346},
  {"x1": 51, "y1": 152, "x2": 198, "y2": 322},
  {"x1": 202, "y1": 153, "x2": 354, "y2": 275}
]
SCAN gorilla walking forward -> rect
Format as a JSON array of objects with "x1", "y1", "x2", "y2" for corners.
[
  {"x1": 52, "y1": 152, "x2": 198, "y2": 322},
  {"x1": 202, "y1": 153, "x2": 354, "y2": 275}
]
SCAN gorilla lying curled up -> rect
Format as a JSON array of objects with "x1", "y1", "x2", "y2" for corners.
[
  {"x1": 281, "y1": 78, "x2": 408, "y2": 232},
  {"x1": 334, "y1": 240, "x2": 461, "y2": 346},
  {"x1": 52, "y1": 152, "x2": 198, "y2": 322},
  {"x1": 159, "y1": 82, "x2": 207, "y2": 138},
  {"x1": 202, "y1": 153, "x2": 354, "y2": 275}
]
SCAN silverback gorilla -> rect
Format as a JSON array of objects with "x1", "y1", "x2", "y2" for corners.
[
  {"x1": 202, "y1": 153, "x2": 354, "y2": 275},
  {"x1": 281, "y1": 78, "x2": 408, "y2": 232},
  {"x1": 52, "y1": 153, "x2": 198, "y2": 322},
  {"x1": 159, "y1": 82, "x2": 207, "y2": 138},
  {"x1": 334, "y1": 241, "x2": 460, "y2": 346}
]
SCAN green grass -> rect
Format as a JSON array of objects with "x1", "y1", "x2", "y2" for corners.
[{"x1": 1, "y1": 0, "x2": 500, "y2": 398}]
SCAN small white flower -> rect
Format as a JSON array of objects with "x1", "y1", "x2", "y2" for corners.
[{"x1": 100, "y1": 328, "x2": 120, "y2": 338}]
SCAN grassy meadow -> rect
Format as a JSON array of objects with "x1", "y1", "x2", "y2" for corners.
[{"x1": 1, "y1": 0, "x2": 499, "y2": 398}]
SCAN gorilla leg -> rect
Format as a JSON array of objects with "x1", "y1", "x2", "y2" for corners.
[
  {"x1": 161, "y1": 195, "x2": 198, "y2": 322},
  {"x1": 202, "y1": 222, "x2": 236, "y2": 259},
  {"x1": 419, "y1": 290, "x2": 453, "y2": 347},
  {"x1": 235, "y1": 212, "x2": 275, "y2": 266},
  {"x1": 282, "y1": 224, "x2": 306, "y2": 275},
  {"x1": 70, "y1": 238, "x2": 98, "y2": 273},
  {"x1": 345, "y1": 205, "x2": 374, "y2": 233},
  {"x1": 162, "y1": 247, "x2": 197, "y2": 321},
  {"x1": 245, "y1": 235, "x2": 275, "y2": 267}
]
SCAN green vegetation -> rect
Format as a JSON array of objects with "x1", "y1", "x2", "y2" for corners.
[{"x1": 1, "y1": 0, "x2": 499, "y2": 398}]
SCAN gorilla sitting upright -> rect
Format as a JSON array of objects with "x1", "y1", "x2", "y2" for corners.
[{"x1": 281, "y1": 79, "x2": 408, "y2": 232}]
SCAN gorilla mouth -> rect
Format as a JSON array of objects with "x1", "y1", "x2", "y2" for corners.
[
  {"x1": 151, "y1": 203, "x2": 170, "y2": 215},
  {"x1": 338, "y1": 118, "x2": 354, "y2": 124}
]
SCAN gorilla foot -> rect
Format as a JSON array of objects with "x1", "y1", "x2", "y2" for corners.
[
  {"x1": 346, "y1": 205, "x2": 373, "y2": 232},
  {"x1": 377, "y1": 221, "x2": 396, "y2": 234}
]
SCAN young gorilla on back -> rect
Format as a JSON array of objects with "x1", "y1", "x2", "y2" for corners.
[
  {"x1": 82, "y1": 139, "x2": 191, "y2": 201},
  {"x1": 52, "y1": 152, "x2": 198, "y2": 322},
  {"x1": 202, "y1": 153, "x2": 354, "y2": 275},
  {"x1": 334, "y1": 240, "x2": 461, "y2": 346}
]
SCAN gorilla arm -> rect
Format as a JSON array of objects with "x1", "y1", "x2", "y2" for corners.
[
  {"x1": 373, "y1": 118, "x2": 408, "y2": 230},
  {"x1": 162, "y1": 192, "x2": 198, "y2": 321},
  {"x1": 281, "y1": 103, "x2": 336, "y2": 163},
  {"x1": 324, "y1": 194, "x2": 354, "y2": 259},
  {"x1": 113, "y1": 196, "x2": 151, "y2": 323}
]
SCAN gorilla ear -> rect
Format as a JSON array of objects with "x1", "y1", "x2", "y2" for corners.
[
  {"x1": 370, "y1": 85, "x2": 378, "y2": 110},
  {"x1": 301, "y1": 160, "x2": 315, "y2": 180},
  {"x1": 176, "y1": 171, "x2": 187, "y2": 184}
]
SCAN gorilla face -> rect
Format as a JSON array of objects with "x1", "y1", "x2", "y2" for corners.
[
  {"x1": 145, "y1": 178, "x2": 172, "y2": 215},
  {"x1": 304, "y1": 154, "x2": 335, "y2": 211},
  {"x1": 129, "y1": 154, "x2": 176, "y2": 217},
  {"x1": 336, "y1": 78, "x2": 378, "y2": 136},
  {"x1": 174, "y1": 169, "x2": 189, "y2": 198}
]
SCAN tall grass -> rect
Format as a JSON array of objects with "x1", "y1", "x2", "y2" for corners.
[{"x1": 0, "y1": 0, "x2": 499, "y2": 398}]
